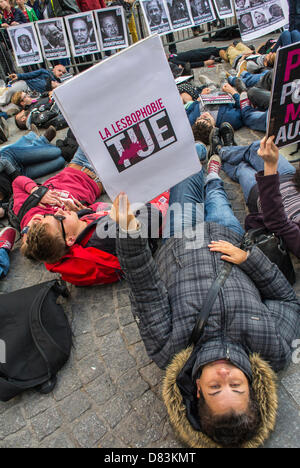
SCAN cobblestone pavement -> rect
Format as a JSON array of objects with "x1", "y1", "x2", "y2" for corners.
[{"x1": 0, "y1": 35, "x2": 299, "y2": 448}]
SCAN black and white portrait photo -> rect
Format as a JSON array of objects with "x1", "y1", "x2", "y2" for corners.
[
  {"x1": 8, "y1": 24, "x2": 42, "y2": 67},
  {"x1": 213, "y1": 0, "x2": 234, "y2": 18},
  {"x1": 234, "y1": 0, "x2": 249, "y2": 10},
  {"x1": 190, "y1": 0, "x2": 215, "y2": 25},
  {"x1": 166, "y1": 0, "x2": 193, "y2": 29},
  {"x1": 238, "y1": 12, "x2": 255, "y2": 32},
  {"x1": 36, "y1": 18, "x2": 70, "y2": 61},
  {"x1": 141, "y1": 0, "x2": 172, "y2": 35},
  {"x1": 95, "y1": 7, "x2": 128, "y2": 50},
  {"x1": 65, "y1": 12, "x2": 100, "y2": 57}
]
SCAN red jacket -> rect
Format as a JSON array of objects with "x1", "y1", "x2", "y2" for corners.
[{"x1": 76, "y1": 0, "x2": 106, "y2": 11}]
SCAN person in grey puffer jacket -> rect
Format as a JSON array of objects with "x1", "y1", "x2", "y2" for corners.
[{"x1": 111, "y1": 141, "x2": 300, "y2": 448}]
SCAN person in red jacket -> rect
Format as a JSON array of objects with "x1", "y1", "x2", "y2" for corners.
[{"x1": 18, "y1": 146, "x2": 167, "y2": 285}]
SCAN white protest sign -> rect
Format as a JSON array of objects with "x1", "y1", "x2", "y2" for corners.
[{"x1": 54, "y1": 35, "x2": 201, "y2": 205}]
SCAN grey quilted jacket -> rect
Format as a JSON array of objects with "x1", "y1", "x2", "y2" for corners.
[{"x1": 116, "y1": 222, "x2": 300, "y2": 371}]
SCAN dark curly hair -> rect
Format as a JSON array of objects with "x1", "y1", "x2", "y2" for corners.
[
  {"x1": 192, "y1": 119, "x2": 213, "y2": 146},
  {"x1": 197, "y1": 386, "x2": 262, "y2": 448}
]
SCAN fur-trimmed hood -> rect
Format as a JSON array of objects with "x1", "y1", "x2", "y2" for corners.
[{"x1": 162, "y1": 347, "x2": 278, "y2": 448}]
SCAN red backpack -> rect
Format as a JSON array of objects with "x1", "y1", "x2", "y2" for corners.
[{"x1": 45, "y1": 192, "x2": 169, "y2": 287}]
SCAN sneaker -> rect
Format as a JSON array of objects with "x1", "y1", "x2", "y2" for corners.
[
  {"x1": 198, "y1": 74, "x2": 210, "y2": 85},
  {"x1": 30, "y1": 123, "x2": 41, "y2": 136},
  {"x1": 234, "y1": 77, "x2": 247, "y2": 94},
  {"x1": 208, "y1": 127, "x2": 222, "y2": 158},
  {"x1": 0, "y1": 226, "x2": 16, "y2": 252},
  {"x1": 219, "y1": 122, "x2": 237, "y2": 147},
  {"x1": 207, "y1": 155, "x2": 222, "y2": 176},
  {"x1": 236, "y1": 60, "x2": 247, "y2": 77},
  {"x1": 0, "y1": 116, "x2": 8, "y2": 142},
  {"x1": 44, "y1": 125, "x2": 56, "y2": 143}
]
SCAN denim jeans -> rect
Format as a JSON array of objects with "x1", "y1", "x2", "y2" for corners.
[
  {"x1": 272, "y1": 30, "x2": 300, "y2": 52},
  {"x1": 240, "y1": 105, "x2": 267, "y2": 132},
  {"x1": 163, "y1": 143, "x2": 244, "y2": 238},
  {"x1": 0, "y1": 248, "x2": 10, "y2": 279},
  {"x1": 229, "y1": 70, "x2": 268, "y2": 88},
  {"x1": 71, "y1": 146, "x2": 98, "y2": 173},
  {"x1": 220, "y1": 141, "x2": 296, "y2": 202},
  {"x1": 0, "y1": 132, "x2": 65, "y2": 178}
]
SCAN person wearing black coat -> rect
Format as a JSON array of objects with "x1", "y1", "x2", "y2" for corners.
[{"x1": 288, "y1": 0, "x2": 300, "y2": 31}]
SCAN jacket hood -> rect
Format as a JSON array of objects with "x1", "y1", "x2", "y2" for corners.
[{"x1": 162, "y1": 347, "x2": 278, "y2": 448}]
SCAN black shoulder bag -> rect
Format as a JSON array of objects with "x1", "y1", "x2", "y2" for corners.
[{"x1": 241, "y1": 228, "x2": 296, "y2": 285}]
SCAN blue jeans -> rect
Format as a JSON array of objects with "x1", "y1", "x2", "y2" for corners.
[
  {"x1": 163, "y1": 143, "x2": 244, "y2": 237},
  {"x1": 272, "y1": 30, "x2": 300, "y2": 52},
  {"x1": 71, "y1": 146, "x2": 98, "y2": 174},
  {"x1": 240, "y1": 105, "x2": 267, "y2": 132},
  {"x1": 0, "y1": 248, "x2": 10, "y2": 279},
  {"x1": 0, "y1": 132, "x2": 65, "y2": 178},
  {"x1": 229, "y1": 70, "x2": 268, "y2": 88},
  {"x1": 220, "y1": 141, "x2": 296, "y2": 202}
]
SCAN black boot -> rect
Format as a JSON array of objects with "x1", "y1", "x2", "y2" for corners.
[
  {"x1": 219, "y1": 122, "x2": 236, "y2": 147},
  {"x1": 208, "y1": 127, "x2": 223, "y2": 158}
]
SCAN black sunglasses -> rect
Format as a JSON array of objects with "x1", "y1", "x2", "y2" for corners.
[{"x1": 43, "y1": 214, "x2": 66, "y2": 243}]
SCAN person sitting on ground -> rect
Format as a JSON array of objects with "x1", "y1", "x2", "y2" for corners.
[
  {"x1": 18, "y1": 145, "x2": 167, "y2": 286},
  {"x1": 214, "y1": 129, "x2": 300, "y2": 259},
  {"x1": 9, "y1": 64, "x2": 66, "y2": 95},
  {"x1": 110, "y1": 141, "x2": 300, "y2": 448}
]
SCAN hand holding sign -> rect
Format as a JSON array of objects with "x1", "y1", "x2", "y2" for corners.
[{"x1": 257, "y1": 136, "x2": 279, "y2": 176}]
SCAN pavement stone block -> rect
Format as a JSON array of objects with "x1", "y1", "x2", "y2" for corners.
[
  {"x1": 72, "y1": 412, "x2": 107, "y2": 448},
  {"x1": 100, "y1": 394, "x2": 132, "y2": 429},
  {"x1": 31, "y1": 408, "x2": 63, "y2": 442},
  {"x1": 100, "y1": 331, "x2": 136, "y2": 380},
  {"x1": 117, "y1": 369, "x2": 149, "y2": 402},
  {"x1": 0, "y1": 407, "x2": 27, "y2": 439},
  {"x1": 0, "y1": 429, "x2": 37, "y2": 448},
  {"x1": 85, "y1": 374, "x2": 117, "y2": 406},
  {"x1": 281, "y1": 370, "x2": 300, "y2": 406},
  {"x1": 58, "y1": 390, "x2": 91, "y2": 423}
]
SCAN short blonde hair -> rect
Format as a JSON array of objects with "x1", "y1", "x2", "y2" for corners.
[{"x1": 11, "y1": 91, "x2": 23, "y2": 107}]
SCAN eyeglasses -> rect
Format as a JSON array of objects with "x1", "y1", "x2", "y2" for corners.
[
  {"x1": 43, "y1": 214, "x2": 66, "y2": 243},
  {"x1": 21, "y1": 214, "x2": 67, "y2": 242}
]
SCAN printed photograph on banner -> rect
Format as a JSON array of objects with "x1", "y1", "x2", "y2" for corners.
[
  {"x1": 267, "y1": 42, "x2": 300, "y2": 149},
  {"x1": 53, "y1": 36, "x2": 200, "y2": 205},
  {"x1": 36, "y1": 18, "x2": 70, "y2": 61},
  {"x1": 190, "y1": 0, "x2": 215, "y2": 26},
  {"x1": 65, "y1": 12, "x2": 100, "y2": 57},
  {"x1": 95, "y1": 7, "x2": 128, "y2": 51},
  {"x1": 140, "y1": 0, "x2": 172, "y2": 35},
  {"x1": 8, "y1": 24, "x2": 43, "y2": 67},
  {"x1": 235, "y1": 0, "x2": 289, "y2": 41},
  {"x1": 213, "y1": 0, "x2": 234, "y2": 19},
  {"x1": 166, "y1": 0, "x2": 193, "y2": 30}
]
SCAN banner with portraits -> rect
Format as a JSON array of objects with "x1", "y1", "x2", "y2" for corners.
[
  {"x1": 141, "y1": 0, "x2": 216, "y2": 34},
  {"x1": 36, "y1": 18, "x2": 70, "y2": 61},
  {"x1": 213, "y1": 0, "x2": 234, "y2": 19},
  {"x1": 95, "y1": 6, "x2": 128, "y2": 51},
  {"x1": 65, "y1": 12, "x2": 100, "y2": 57},
  {"x1": 234, "y1": 0, "x2": 289, "y2": 41},
  {"x1": 8, "y1": 23, "x2": 43, "y2": 67}
]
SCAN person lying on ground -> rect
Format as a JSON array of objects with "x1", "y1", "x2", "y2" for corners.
[
  {"x1": 0, "y1": 128, "x2": 65, "y2": 219},
  {"x1": 215, "y1": 130, "x2": 300, "y2": 259},
  {"x1": 168, "y1": 46, "x2": 224, "y2": 69},
  {"x1": 185, "y1": 81, "x2": 267, "y2": 143},
  {"x1": 110, "y1": 148, "x2": 300, "y2": 448},
  {"x1": 227, "y1": 71, "x2": 273, "y2": 111},
  {"x1": 9, "y1": 64, "x2": 66, "y2": 95},
  {"x1": 14, "y1": 95, "x2": 68, "y2": 131},
  {"x1": 18, "y1": 145, "x2": 169, "y2": 286}
]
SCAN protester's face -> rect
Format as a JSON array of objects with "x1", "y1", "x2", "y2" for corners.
[
  {"x1": 53, "y1": 65, "x2": 66, "y2": 78},
  {"x1": 18, "y1": 34, "x2": 32, "y2": 52},
  {"x1": 27, "y1": 210, "x2": 80, "y2": 247},
  {"x1": 197, "y1": 112, "x2": 215, "y2": 127},
  {"x1": 16, "y1": 110, "x2": 27, "y2": 126},
  {"x1": 20, "y1": 92, "x2": 32, "y2": 107},
  {"x1": 47, "y1": 24, "x2": 63, "y2": 47},
  {"x1": 0, "y1": 0, "x2": 10, "y2": 10},
  {"x1": 72, "y1": 19, "x2": 89, "y2": 44},
  {"x1": 101, "y1": 16, "x2": 119, "y2": 38},
  {"x1": 147, "y1": 2, "x2": 163, "y2": 24},
  {"x1": 196, "y1": 361, "x2": 250, "y2": 416}
]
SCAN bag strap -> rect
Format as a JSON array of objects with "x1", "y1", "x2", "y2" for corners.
[
  {"x1": 188, "y1": 262, "x2": 233, "y2": 346},
  {"x1": 12, "y1": 186, "x2": 49, "y2": 231}
]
